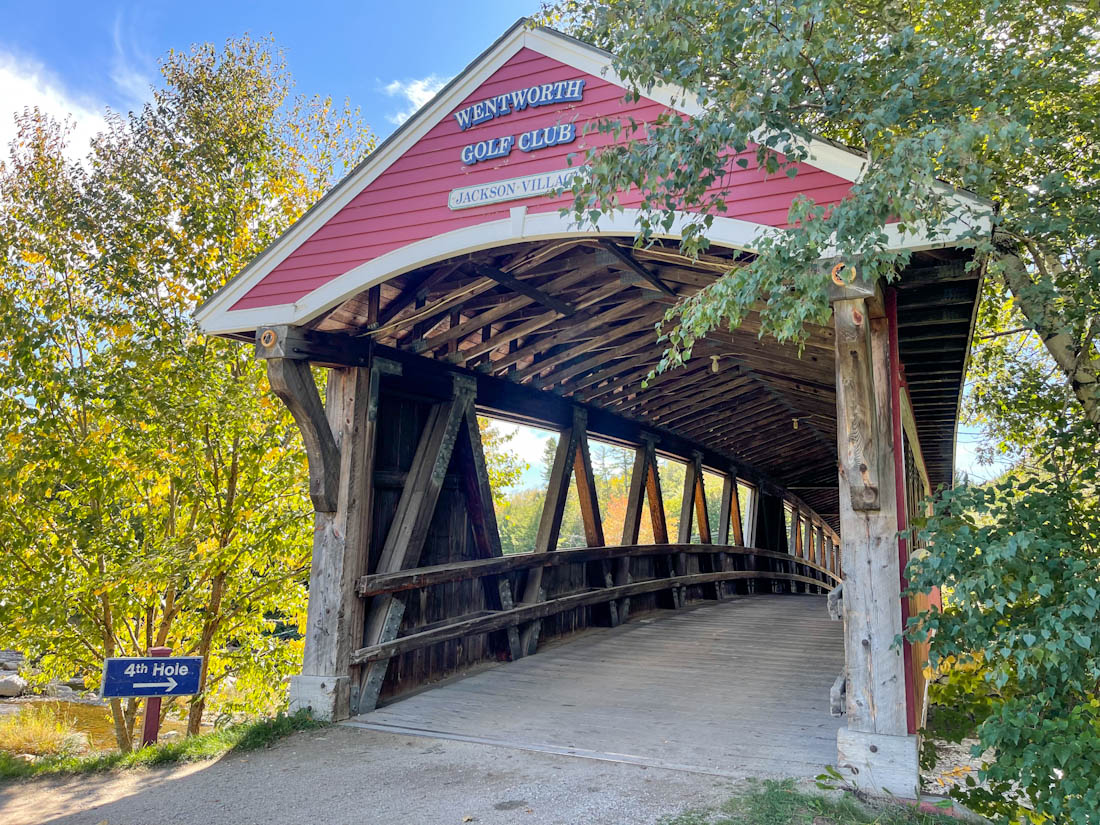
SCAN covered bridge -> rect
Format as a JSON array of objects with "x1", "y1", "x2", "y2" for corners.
[{"x1": 197, "y1": 20, "x2": 985, "y2": 797}]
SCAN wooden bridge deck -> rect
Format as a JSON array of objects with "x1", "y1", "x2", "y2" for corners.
[{"x1": 346, "y1": 595, "x2": 843, "y2": 779}]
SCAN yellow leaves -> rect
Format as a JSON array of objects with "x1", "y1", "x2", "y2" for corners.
[
  {"x1": 195, "y1": 537, "x2": 219, "y2": 558},
  {"x1": 110, "y1": 322, "x2": 134, "y2": 339},
  {"x1": 22, "y1": 250, "x2": 47, "y2": 265},
  {"x1": 6, "y1": 432, "x2": 24, "y2": 448}
]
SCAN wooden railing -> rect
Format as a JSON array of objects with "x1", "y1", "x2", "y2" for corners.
[{"x1": 352, "y1": 544, "x2": 840, "y2": 666}]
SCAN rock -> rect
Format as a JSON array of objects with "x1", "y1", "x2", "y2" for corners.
[
  {"x1": 64, "y1": 677, "x2": 88, "y2": 691},
  {"x1": 0, "y1": 673, "x2": 27, "y2": 697},
  {"x1": 160, "y1": 730, "x2": 182, "y2": 742},
  {"x1": 44, "y1": 682, "x2": 76, "y2": 698},
  {"x1": 0, "y1": 650, "x2": 22, "y2": 672}
]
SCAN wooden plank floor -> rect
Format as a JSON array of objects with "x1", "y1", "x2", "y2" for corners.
[{"x1": 346, "y1": 595, "x2": 844, "y2": 779}]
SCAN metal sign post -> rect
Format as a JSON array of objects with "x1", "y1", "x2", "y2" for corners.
[{"x1": 99, "y1": 649, "x2": 203, "y2": 747}]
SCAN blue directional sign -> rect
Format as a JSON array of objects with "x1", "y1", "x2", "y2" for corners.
[{"x1": 100, "y1": 656, "x2": 203, "y2": 698}]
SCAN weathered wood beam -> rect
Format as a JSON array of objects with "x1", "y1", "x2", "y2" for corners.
[
  {"x1": 615, "y1": 442, "x2": 648, "y2": 622},
  {"x1": 369, "y1": 263, "x2": 463, "y2": 334},
  {"x1": 350, "y1": 568, "x2": 835, "y2": 665},
  {"x1": 831, "y1": 291, "x2": 913, "y2": 793},
  {"x1": 674, "y1": 452, "x2": 698, "y2": 603},
  {"x1": 357, "y1": 543, "x2": 839, "y2": 596},
  {"x1": 358, "y1": 376, "x2": 476, "y2": 712},
  {"x1": 599, "y1": 239, "x2": 675, "y2": 296},
  {"x1": 471, "y1": 262, "x2": 576, "y2": 316},
  {"x1": 274, "y1": 353, "x2": 399, "y2": 720},
  {"x1": 518, "y1": 408, "x2": 584, "y2": 654},
  {"x1": 833, "y1": 300, "x2": 882, "y2": 510},
  {"x1": 512, "y1": 310, "x2": 666, "y2": 384},
  {"x1": 895, "y1": 260, "x2": 973, "y2": 288},
  {"x1": 642, "y1": 440, "x2": 679, "y2": 609},
  {"x1": 547, "y1": 328, "x2": 693, "y2": 393},
  {"x1": 485, "y1": 295, "x2": 649, "y2": 374},
  {"x1": 449, "y1": 281, "x2": 625, "y2": 367},
  {"x1": 592, "y1": 359, "x2": 715, "y2": 409},
  {"x1": 573, "y1": 422, "x2": 619, "y2": 628},
  {"x1": 412, "y1": 267, "x2": 595, "y2": 354},
  {"x1": 455, "y1": 404, "x2": 522, "y2": 660},
  {"x1": 263, "y1": 357, "x2": 340, "y2": 512}
]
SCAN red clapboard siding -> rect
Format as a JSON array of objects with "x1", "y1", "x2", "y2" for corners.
[{"x1": 232, "y1": 47, "x2": 853, "y2": 310}]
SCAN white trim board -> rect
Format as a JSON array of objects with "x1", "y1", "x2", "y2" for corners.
[{"x1": 199, "y1": 205, "x2": 987, "y2": 336}]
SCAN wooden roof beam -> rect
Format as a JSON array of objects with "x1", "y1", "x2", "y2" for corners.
[
  {"x1": 599, "y1": 240, "x2": 675, "y2": 296},
  {"x1": 471, "y1": 263, "x2": 576, "y2": 317}
]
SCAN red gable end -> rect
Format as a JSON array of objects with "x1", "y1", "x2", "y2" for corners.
[{"x1": 230, "y1": 46, "x2": 853, "y2": 312}]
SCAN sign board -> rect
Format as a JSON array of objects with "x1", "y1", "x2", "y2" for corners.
[
  {"x1": 100, "y1": 656, "x2": 202, "y2": 698},
  {"x1": 448, "y1": 167, "x2": 584, "y2": 210}
]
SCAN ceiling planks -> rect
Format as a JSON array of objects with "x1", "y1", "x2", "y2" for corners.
[{"x1": 308, "y1": 240, "x2": 977, "y2": 532}]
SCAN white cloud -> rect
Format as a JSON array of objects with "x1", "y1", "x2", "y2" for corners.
[
  {"x1": 383, "y1": 74, "x2": 449, "y2": 125},
  {"x1": 0, "y1": 50, "x2": 108, "y2": 161},
  {"x1": 110, "y1": 10, "x2": 155, "y2": 110}
]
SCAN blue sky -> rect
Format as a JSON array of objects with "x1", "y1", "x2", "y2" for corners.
[
  {"x1": 0, "y1": 0, "x2": 542, "y2": 150},
  {"x1": 0, "y1": 1, "x2": 1005, "y2": 484}
]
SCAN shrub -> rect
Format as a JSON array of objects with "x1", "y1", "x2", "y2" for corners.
[
  {"x1": 0, "y1": 704, "x2": 82, "y2": 757},
  {"x1": 905, "y1": 460, "x2": 1100, "y2": 824}
]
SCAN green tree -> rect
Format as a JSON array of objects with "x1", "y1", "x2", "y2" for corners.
[
  {"x1": 477, "y1": 416, "x2": 528, "y2": 505},
  {"x1": 0, "y1": 38, "x2": 372, "y2": 750},
  {"x1": 542, "y1": 2, "x2": 1100, "y2": 818},
  {"x1": 546, "y1": 0, "x2": 1099, "y2": 422}
]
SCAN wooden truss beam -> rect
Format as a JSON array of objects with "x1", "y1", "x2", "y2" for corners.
[
  {"x1": 358, "y1": 376, "x2": 476, "y2": 711},
  {"x1": 472, "y1": 262, "x2": 576, "y2": 316}
]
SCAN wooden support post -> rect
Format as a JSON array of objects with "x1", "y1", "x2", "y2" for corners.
[
  {"x1": 816, "y1": 523, "x2": 827, "y2": 593},
  {"x1": 675, "y1": 455, "x2": 697, "y2": 604},
  {"x1": 617, "y1": 443, "x2": 649, "y2": 622},
  {"x1": 792, "y1": 509, "x2": 806, "y2": 593},
  {"x1": 260, "y1": 330, "x2": 397, "y2": 720},
  {"x1": 683, "y1": 453, "x2": 719, "y2": 600},
  {"x1": 518, "y1": 409, "x2": 583, "y2": 655},
  {"x1": 727, "y1": 476, "x2": 746, "y2": 594},
  {"x1": 643, "y1": 441, "x2": 677, "y2": 609},
  {"x1": 455, "y1": 405, "x2": 522, "y2": 661},
  {"x1": 573, "y1": 420, "x2": 619, "y2": 628},
  {"x1": 358, "y1": 376, "x2": 476, "y2": 712},
  {"x1": 743, "y1": 484, "x2": 759, "y2": 593},
  {"x1": 832, "y1": 294, "x2": 916, "y2": 798},
  {"x1": 714, "y1": 474, "x2": 734, "y2": 598}
]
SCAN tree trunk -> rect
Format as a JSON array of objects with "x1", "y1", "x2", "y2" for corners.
[
  {"x1": 187, "y1": 571, "x2": 226, "y2": 735},
  {"x1": 996, "y1": 239, "x2": 1100, "y2": 424},
  {"x1": 108, "y1": 698, "x2": 132, "y2": 753}
]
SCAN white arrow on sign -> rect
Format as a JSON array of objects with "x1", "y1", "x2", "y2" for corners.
[{"x1": 133, "y1": 676, "x2": 177, "y2": 692}]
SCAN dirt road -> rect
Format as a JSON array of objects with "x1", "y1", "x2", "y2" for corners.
[{"x1": 1, "y1": 725, "x2": 741, "y2": 825}]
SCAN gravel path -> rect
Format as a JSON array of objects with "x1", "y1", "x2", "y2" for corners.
[{"x1": 1, "y1": 725, "x2": 745, "y2": 825}]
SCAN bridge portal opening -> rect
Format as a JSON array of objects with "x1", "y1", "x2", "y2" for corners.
[{"x1": 196, "y1": 19, "x2": 983, "y2": 796}]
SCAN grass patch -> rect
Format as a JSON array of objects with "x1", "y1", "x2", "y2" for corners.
[
  {"x1": 660, "y1": 779, "x2": 963, "y2": 825},
  {"x1": 0, "y1": 710, "x2": 325, "y2": 781},
  {"x1": 0, "y1": 704, "x2": 81, "y2": 757}
]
